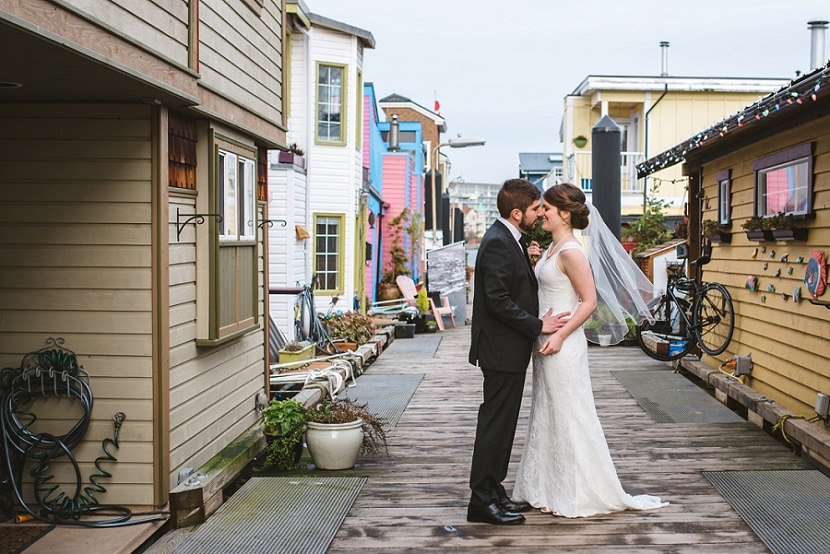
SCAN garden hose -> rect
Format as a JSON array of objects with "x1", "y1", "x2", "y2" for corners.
[
  {"x1": 771, "y1": 414, "x2": 806, "y2": 452},
  {"x1": 1, "y1": 341, "x2": 167, "y2": 527}
]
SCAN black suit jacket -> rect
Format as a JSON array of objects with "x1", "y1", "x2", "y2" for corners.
[{"x1": 469, "y1": 220, "x2": 542, "y2": 373}]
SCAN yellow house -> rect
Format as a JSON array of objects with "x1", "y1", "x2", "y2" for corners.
[
  {"x1": 562, "y1": 64, "x2": 788, "y2": 217},
  {"x1": 638, "y1": 58, "x2": 830, "y2": 468}
]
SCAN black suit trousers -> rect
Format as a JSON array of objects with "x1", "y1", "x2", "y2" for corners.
[{"x1": 469, "y1": 367, "x2": 528, "y2": 507}]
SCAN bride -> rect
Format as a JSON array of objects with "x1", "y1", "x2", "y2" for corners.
[{"x1": 513, "y1": 183, "x2": 668, "y2": 517}]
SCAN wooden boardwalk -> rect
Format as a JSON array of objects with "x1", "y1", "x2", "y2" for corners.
[{"x1": 328, "y1": 326, "x2": 812, "y2": 553}]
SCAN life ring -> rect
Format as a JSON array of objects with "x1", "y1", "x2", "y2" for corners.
[{"x1": 804, "y1": 250, "x2": 827, "y2": 299}]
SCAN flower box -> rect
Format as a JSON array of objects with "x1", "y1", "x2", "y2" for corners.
[
  {"x1": 277, "y1": 151, "x2": 306, "y2": 168},
  {"x1": 771, "y1": 228, "x2": 808, "y2": 241},
  {"x1": 745, "y1": 230, "x2": 773, "y2": 242},
  {"x1": 708, "y1": 232, "x2": 731, "y2": 244},
  {"x1": 278, "y1": 342, "x2": 315, "y2": 364},
  {"x1": 395, "y1": 323, "x2": 416, "y2": 339}
]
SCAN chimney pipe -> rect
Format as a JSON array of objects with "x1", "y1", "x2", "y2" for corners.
[
  {"x1": 809, "y1": 20, "x2": 828, "y2": 71},
  {"x1": 389, "y1": 114, "x2": 400, "y2": 151},
  {"x1": 660, "y1": 41, "x2": 670, "y2": 77}
]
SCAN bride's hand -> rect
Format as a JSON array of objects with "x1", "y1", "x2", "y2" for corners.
[{"x1": 539, "y1": 334, "x2": 564, "y2": 355}]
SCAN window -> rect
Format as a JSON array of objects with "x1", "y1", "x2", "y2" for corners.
[
  {"x1": 314, "y1": 214, "x2": 344, "y2": 293},
  {"x1": 198, "y1": 136, "x2": 259, "y2": 342},
  {"x1": 219, "y1": 150, "x2": 256, "y2": 241},
  {"x1": 317, "y1": 63, "x2": 346, "y2": 144},
  {"x1": 753, "y1": 143, "x2": 813, "y2": 217},
  {"x1": 716, "y1": 169, "x2": 731, "y2": 225}
]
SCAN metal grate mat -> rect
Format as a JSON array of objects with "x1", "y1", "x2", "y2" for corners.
[
  {"x1": 384, "y1": 335, "x2": 441, "y2": 356},
  {"x1": 613, "y1": 369, "x2": 745, "y2": 424},
  {"x1": 174, "y1": 476, "x2": 365, "y2": 554},
  {"x1": 343, "y1": 373, "x2": 423, "y2": 428},
  {"x1": 705, "y1": 470, "x2": 830, "y2": 554}
]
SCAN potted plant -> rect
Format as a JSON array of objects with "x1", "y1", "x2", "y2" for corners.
[
  {"x1": 278, "y1": 340, "x2": 316, "y2": 365},
  {"x1": 573, "y1": 135, "x2": 588, "y2": 149},
  {"x1": 305, "y1": 397, "x2": 388, "y2": 470},
  {"x1": 701, "y1": 218, "x2": 731, "y2": 244},
  {"x1": 413, "y1": 287, "x2": 430, "y2": 333},
  {"x1": 377, "y1": 209, "x2": 413, "y2": 301},
  {"x1": 320, "y1": 311, "x2": 377, "y2": 351},
  {"x1": 768, "y1": 211, "x2": 808, "y2": 241},
  {"x1": 259, "y1": 399, "x2": 311, "y2": 472}
]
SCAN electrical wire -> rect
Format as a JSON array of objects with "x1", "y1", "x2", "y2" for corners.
[{"x1": 1, "y1": 341, "x2": 167, "y2": 527}]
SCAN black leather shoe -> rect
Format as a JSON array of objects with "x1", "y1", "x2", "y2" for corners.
[
  {"x1": 467, "y1": 502, "x2": 525, "y2": 525},
  {"x1": 498, "y1": 497, "x2": 532, "y2": 513}
]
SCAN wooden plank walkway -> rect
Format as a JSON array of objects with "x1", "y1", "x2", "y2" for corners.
[{"x1": 327, "y1": 326, "x2": 813, "y2": 553}]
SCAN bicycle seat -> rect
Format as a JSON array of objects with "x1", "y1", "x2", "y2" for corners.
[{"x1": 675, "y1": 278, "x2": 697, "y2": 292}]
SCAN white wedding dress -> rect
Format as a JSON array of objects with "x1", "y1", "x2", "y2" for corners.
[{"x1": 513, "y1": 243, "x2": 667, "y2": 517}]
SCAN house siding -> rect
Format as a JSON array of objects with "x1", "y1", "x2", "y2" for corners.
[
  {"x1": 198, "y1": 0, "x2": 283, "y2": 125},
  {"x1": 67, "y1": 0, "x2": 190, "y2": 67},
  {"x1": 0, "y1": 103, "x2": 156, "y2": 504},
  {"x1": 697, "y1": 118, "x2": 830, "y2": 416}
]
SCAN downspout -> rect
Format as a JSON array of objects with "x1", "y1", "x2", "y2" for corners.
[{"x1": 643, "y1": 83, "x2": 668, "y2": 211}]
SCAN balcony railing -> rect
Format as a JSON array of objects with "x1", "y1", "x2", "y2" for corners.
[{"x1": 565, "y1": 151, "x2": 645, "y2": 195}]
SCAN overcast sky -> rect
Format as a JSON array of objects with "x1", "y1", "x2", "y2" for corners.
[{"x1": 308, "y1": 0, "x2": 828, "y2": 184}]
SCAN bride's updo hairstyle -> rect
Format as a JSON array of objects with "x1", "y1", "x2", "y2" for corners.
[{"x1": 543, "y1": 183, "x2": 590, "y2": 230}]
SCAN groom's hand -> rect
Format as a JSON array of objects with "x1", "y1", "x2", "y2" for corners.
[{"x1": 540, "y1": 309, "x2": 570, "y2": 334}]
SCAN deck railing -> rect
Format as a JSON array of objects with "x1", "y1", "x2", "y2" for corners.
[{"x1": 565, "y1": 151, "x2": 645, "y2": 194}]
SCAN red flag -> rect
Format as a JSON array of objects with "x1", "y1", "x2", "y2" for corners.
[{"x1": 434, "y1": 100, "x2": 441, "y2": 114}]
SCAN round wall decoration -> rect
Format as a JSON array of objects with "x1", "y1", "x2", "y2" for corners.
[{"x1": 804, "y1": 250, "x2": 827, "y2": 299}]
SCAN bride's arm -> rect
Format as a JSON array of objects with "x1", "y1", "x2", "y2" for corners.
[{"x1": 538, "y1": 249, "x2": 597, "y2": 355}]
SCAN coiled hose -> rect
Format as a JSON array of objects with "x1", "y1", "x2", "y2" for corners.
[{"x1": 1, "y1": 341, "x2": 166, "y2": 527}]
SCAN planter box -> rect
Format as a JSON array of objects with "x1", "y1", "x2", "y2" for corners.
[
  {"x1": 334, "y1": 341, "x2": 358, "y2": 352},
  {"x1": 277, "y1": 151, "x2": 306, "y2": 168},
  {"x1": 278, "y1": 342, "x2": 315, "y2": 364},
  {"x1": 708, "y1": 232, "x2": 731, "y2": 244},
  {"x1": 395, "y1": 323, "x2": 416, "y2": 339},
  {"x1": 744, "y1": 230, "x2": 773, "y2": 242},
  {"x1": 771, "y1": 228, "x2": 808, "y2": 241}
]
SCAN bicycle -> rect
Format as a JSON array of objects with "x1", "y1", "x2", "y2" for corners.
[{"x1": 636, "y1": 252, "x2": 735, "y2": 362}]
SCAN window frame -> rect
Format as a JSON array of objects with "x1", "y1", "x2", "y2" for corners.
[
  {"x1": 752, "y1": 143, "x2": 813, "y2": 218},
  {"x1": 198, "y1": 131, "x2": 260, "y2": 344},
  {"x1": 313, "y1": 213, "x2": 345, "y2": 295},
  {"x1": 716, "y1": 169, "x2": 731, "y2": 225},
  {"x1": 315, "y1": 62, "x2": 347, "y2": 145}
]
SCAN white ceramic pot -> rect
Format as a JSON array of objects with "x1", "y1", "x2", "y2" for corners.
[
  {"x1": 305, "y1": 419, "x2": 364, "y2": 470},
  {"x1": 598, "y1": 334, "x2": 613, "y2": 347}
]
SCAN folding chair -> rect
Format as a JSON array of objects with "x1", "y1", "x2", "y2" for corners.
[{"x1": 429, "y1": 295, "x2": 456, "y2": 331}]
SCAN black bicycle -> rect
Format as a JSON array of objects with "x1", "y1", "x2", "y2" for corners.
[
  {"x1": 636, "y1": 254, "x2": 735, "y2": 362},
  {"x1": 293, "y1": 276, "x2": 340, "y2": 355}
]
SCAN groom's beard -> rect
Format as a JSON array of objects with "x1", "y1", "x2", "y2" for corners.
[{"x1": 518, "y1": 215, "x2": 538, "y2": 233}]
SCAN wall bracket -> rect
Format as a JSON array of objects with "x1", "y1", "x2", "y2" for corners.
[
  {"x1": 176, "y1": 208, "x2": 222, "y2": 241},
  {"x1": 257, "y1": 219, "x2": 287, "y2": 229}
]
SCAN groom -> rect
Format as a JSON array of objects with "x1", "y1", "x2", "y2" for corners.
[{"x1": 467, "y1": 178, "x2": 567, "y2": 525}]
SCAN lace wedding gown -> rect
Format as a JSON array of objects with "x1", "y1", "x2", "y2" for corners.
[{"x1": 513, "y1": 243, "x2": 667, "y2": 517}]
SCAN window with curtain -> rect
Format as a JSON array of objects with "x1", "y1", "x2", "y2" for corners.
[{"x1": 753, "y1": 143, "x2": 813, "y2": 217}]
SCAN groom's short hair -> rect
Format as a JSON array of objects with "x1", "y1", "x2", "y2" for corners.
[{"x1": 497, "y1": 178, "x2": 540, "y2": 218}]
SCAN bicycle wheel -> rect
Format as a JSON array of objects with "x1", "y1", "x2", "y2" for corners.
[
  {"x1": 294, "y1": 289, "x2": 313, "y2": 342},
  {"x1": 693, "y1": 283, "x2": 734, "y2": 355},
  {"x1": 636, "y1": 294, "x2": 696, "y2": 361}
]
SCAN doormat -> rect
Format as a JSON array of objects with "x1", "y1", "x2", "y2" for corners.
[
  {"x1": 343, "y1": 373, "x2": 423, "y2": 428},
  {"x1": 174, "y1": 476, "x2": 365, "y2": 554},
  {"x1": 612, "y1": 369, "x2": 744, "y2": 424},
  {"x1": 704, "y1": 470, "x2": 830, "y2": 554},
  {"x1": 0, "y1": 524, "x2": 54, "y2": 554}
]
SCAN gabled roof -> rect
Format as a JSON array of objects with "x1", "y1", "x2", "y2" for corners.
[
  {"x1": 637, "y1": 62, "x2": 830, "y2": 178},
  {"x1": 378, "y1": 93, "x2": 446, "y2": 132}
]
